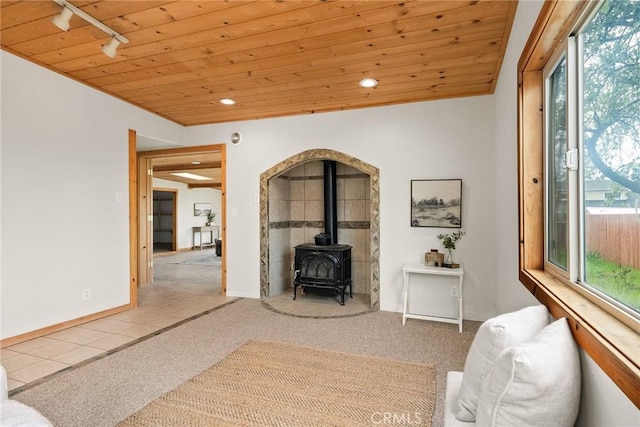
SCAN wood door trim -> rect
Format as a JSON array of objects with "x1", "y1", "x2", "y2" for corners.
[
  {"x1": 134, "y1": 143, "x2": 226, "y2": 295},
  {"x1": 128, "y1": 129, "x2": 138, "y2": 308},
  {"x1": 137, "y1": 157, "x2": 152, "y2": 285}
]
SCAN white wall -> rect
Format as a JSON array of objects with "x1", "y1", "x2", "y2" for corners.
[
  {"x1": 577, "y1": 352, "x2": 640, "y2": 426},
  {"x1": 0, "y1": 51, "x2": 183, "y2": 339},
  {"x1": 492, "y1": 0, "x2": 543, "y2": 314},
  {"x1": 153, "y1": 178, "x2": 222, "y2": 249},
  {"x1": 184, "y1": 97, "x2": 499, "y2": 316}
]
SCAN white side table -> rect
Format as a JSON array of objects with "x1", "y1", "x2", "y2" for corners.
[
  {"x1": 192, "y1": 225, "x2": 219, "y2": 250},
  {"x1": 402, "y1": 262, "x2": 464, "y2": 332}
]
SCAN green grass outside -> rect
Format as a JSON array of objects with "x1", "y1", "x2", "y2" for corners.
[{"x1": 586, "y1": 252, "x2": 640, "y2": 311}]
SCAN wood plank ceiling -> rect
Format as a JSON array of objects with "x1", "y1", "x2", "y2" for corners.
[{"x1": 0, "y1": 0, "x2": 518, "y2": 127}]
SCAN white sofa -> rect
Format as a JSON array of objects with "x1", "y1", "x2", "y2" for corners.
[
  {"x1": 445, "y1": 371, "x2": 475, "y2": 426},
  {"x1": 1, "y1": 365, "x2": 53, "y2": 427},
  {"x1": 444, "y1": 305, "x2": 582, "y2": 427}
]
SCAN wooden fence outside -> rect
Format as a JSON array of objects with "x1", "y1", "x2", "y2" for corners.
[{"x1": 585, "y1": 213, "x2": 640, "y2": 270}]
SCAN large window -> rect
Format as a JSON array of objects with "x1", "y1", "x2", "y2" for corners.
[
  {"x1": 580, "y1": 0, "x2": 640, "y2": 316},
  {"x1": 544, "y1": 0, "x2": 640, "y2": 319},
  {"x1": 519, "y1": 0, "x2": 639, "y2": 407}
]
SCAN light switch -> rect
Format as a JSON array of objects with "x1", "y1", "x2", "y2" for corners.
[
  {"x1": 115, "y1": 192, "x2": 123, "y2": 203},
  {"x1": 231, "y1": 208, "x2": 238, "y2": 217}
]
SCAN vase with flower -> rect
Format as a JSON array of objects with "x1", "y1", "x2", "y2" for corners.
[{"x1": 436, "y1": 231, "x2": 465, "y2": 267}]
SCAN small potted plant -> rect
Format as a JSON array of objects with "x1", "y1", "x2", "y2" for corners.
[
  {"x1": 437, "y1": 231, "x2": 465, "y2": 267},
  {"x1": 206, "y1": 211, "x2": 217, "y2": 226}
]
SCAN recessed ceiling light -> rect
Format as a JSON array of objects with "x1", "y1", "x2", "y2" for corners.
[
  {"x1": 171, "y1": 172, "x2": 210, "y2": 181},
  {"x1": 220, "y1": 98, "x2": 236, "y2": 105},
  {"x1": 191, "y1": 161, "x2": 201, "y2": 165},
  {"x1": 359, "y1": 78, "x2": 378, "y2": 88}
]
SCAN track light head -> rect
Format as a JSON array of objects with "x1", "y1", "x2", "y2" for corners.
[
  {"x1": 52, "y1": 6, "x2": 73, "y2": 31},
  {"x1": 51, "y1": 0, "x2": 129, "y2": 59},
  {"x1": 102, "y1": 37, "x2": 121, "y2": 58}
]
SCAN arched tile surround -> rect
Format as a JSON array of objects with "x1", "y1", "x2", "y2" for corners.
[{"x1": 259, "y1": 149, "x2": 380, "y2": 309}]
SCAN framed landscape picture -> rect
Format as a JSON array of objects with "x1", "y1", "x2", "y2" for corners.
[
  {"x1": 194, "y1": 203, "x2": 212, "y2": 217},
  {"x1": 411, "y1": 179, "x2": 462, "y2": 228}
]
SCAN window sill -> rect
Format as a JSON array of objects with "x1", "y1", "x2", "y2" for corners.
[{"x1": 520, "y1": 268, "x2": 640, "y2": 407}]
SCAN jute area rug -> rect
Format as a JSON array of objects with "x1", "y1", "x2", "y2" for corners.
[{"x1": 118, "y1": 340, "x2": 435, "y2": 426}]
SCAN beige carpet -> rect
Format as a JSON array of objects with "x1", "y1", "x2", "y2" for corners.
[
  {"x1": 118, "y1": 340, "x2": 435, "y2": 427},
  {"x1": 12, "y1": 299, "x2": 480, "y2": 426}
]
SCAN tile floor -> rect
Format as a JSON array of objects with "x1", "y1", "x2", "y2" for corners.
[
  {"x1": 1, "y1": 249, "x2": 375, "y2": 394},
  {"x1": 1, "y1": 249, "x2": 233, "y2": 394}
]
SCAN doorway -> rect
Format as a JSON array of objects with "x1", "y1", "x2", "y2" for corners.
[
  {"x1": 153, "y1": 189, "x2": 177, "y2": 253},
  {"x1": 129, "y1": 132, "x2": 227, "y2": 307}
]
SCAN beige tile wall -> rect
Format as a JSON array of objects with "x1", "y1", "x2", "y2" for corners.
[
  {"x1": 268, "y1": 161, "x2": 371, "y2": 296},
  {"x1": 268, "y1": 176, "x2": 291, "y2": 296}
]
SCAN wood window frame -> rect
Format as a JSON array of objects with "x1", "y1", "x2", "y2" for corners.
[{"x1": 518, "y1": 0, "x2": 639, "y2": 408}]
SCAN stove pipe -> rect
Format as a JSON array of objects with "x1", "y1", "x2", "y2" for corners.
[{"x1": 323, "y1": 160, "x2": 338, "y2": 245}]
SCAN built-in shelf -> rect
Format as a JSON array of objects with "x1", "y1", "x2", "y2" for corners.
[{"x1": 153, "y1": 191, "x2": 175, "y2": 247}]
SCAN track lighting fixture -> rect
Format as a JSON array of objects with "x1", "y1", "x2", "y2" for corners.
[
  {"x1": 102, "y1": 37, "x2": 121, "y2": 58},
  {"x1": 52, "y1": 6, "x2": 73, "y2": 31},
  {"x1": 51, "y1": 0, "x2": 128, "y2": 58}
]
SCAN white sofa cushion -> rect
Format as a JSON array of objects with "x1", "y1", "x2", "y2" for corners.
[
  {"x1": 1, "y1": 365, "x2": 8, "y2": 403},
  {"x1": 455, "y1": 304, "x2": 549, "y2": 421},
  {"x1": 445, "y1": 371, "x2": 475, "y2": 427},
  {"x1": 1, "y1": 365, "x2": 53, "y2": 427},
  {"x1": 476, "y1": 317, "x2": 581, "y2": 427},
  {"x1": 1, "y1": 400, "x2": 54, "y2": 427}
]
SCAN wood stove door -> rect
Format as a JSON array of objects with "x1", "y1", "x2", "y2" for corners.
[{"x1": 297, "y1": 251, "x2": 339, "y2": 283}]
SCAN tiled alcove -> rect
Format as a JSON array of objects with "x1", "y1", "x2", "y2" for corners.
[{"x1": 260, "y1": 149, "x2": 380, "y2": 309}]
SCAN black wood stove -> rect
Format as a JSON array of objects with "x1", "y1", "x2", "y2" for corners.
[
  {"x1": 293, "y1": 243, "x2": 352, "y2": 305},
  {"x1": 292, "y1": 160, "x2": 353, "y2": 305}
]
